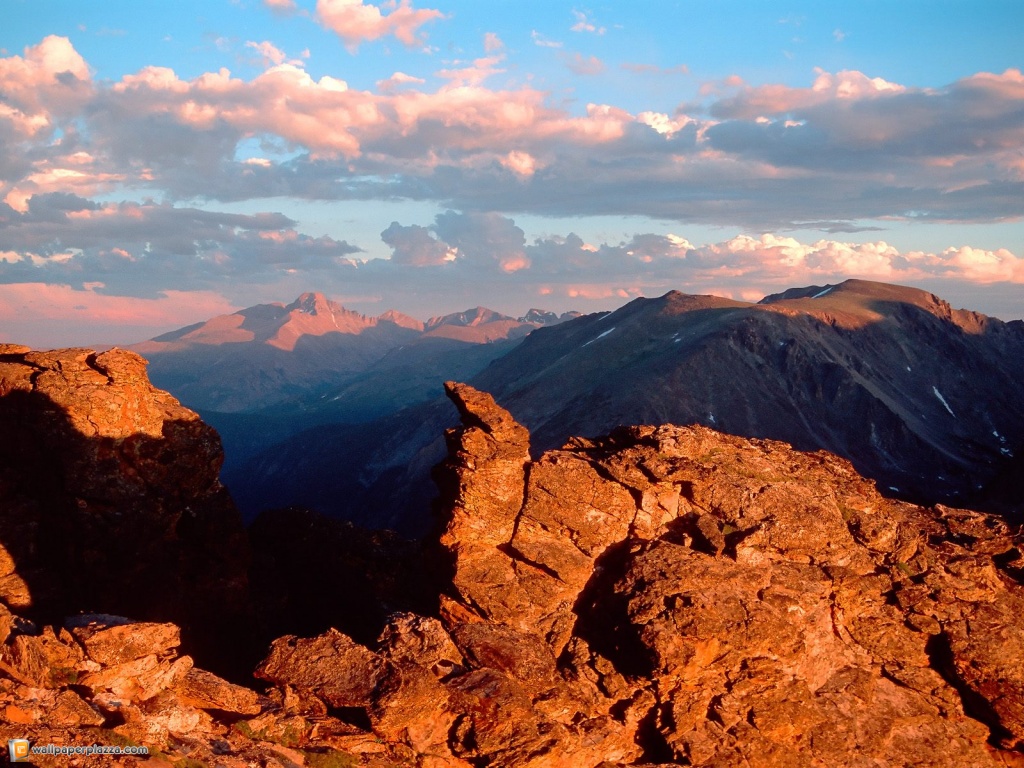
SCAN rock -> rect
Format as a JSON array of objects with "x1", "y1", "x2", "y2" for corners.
[
  {"x1": 80, "y1": 654, "x2": 193, "y2": 702},
  {"x1": 4, "y1": 374, "x2": 1024, "y2": 766},
  {"x1": 174, "y1": 668, "x2": 262, "y2": 715},
  {"x1": 70, "y1": 617, "x2": 180, "y2": 666},
  {"x1": 0, "y1": 347, "x2": 255, "y2": 676},
  {"x1": 0, "y1": 626, "x2": 84, "y2": 688},
  {"x1": 46, "y1": 689, "x2": 105, "y2": 727},
  {"x1": 377, "y1": 613, "x2": 463, "y2": 677},
  {"x1": 255, "y1": 629, "x2": 386, "y2": 709}
]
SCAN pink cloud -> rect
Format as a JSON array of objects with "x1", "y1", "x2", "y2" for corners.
[
  {"x1": 315, "y1": 0, "x2": 444, "y2": 51},
  {"x1": 246, "y1": 40, "x2": 288, "y2": 67},
  {"x1": 436, "y1": 55, "x2": 506, "y2": 87},
  {"x1": 483, "y1": 32, "x2": 503, "y2": 53},
  {"x1": 711, "y1": 69, "x2": 905, "y2": 119},
  {"x1": 570, "y1": 10, "x2": 605, "y2": 35},
  {"x1": 563, "y1": 52, "x2": 605, "y2": 76},
  {"x1": 264, "y1": 0, "x2": 298, "y2": 11},
  {"x1": 0, "y1": 35, "x2": 91, "y2": 137}
]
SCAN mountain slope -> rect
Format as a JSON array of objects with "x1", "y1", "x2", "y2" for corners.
[{"x1": 231, "y1": 280, "x2": 1024, "y2": 533}]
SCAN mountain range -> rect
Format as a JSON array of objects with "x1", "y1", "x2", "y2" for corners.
[
  {"x1": 172, "y1": 279, "x2": 1024, "y2": 535},
  {"x1": 131, "y1": 292, "x2": 578, "y2": 414}
]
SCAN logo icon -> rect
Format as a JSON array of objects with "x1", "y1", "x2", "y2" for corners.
[{"x1": 8, "y1": 739, "x2": 30, "y2": 762}]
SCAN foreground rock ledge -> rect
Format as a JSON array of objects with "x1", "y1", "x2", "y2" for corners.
[
  {"x1": 257, "y1": 383, "x2": 1024, "y2": 766},
  {"x1": 0, "y1": 346, "x2": 254, "y2": 673},
  {"x1": 2, "y1": 376, "x2": 1024, "y2": 766}
]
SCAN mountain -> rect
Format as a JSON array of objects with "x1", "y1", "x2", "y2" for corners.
[
  {"x1": 131, "y1": 293, "x2": 570, "y2": 415},
  {"x1": 231, "y1": 279, "x2": 1024, "y2": 533}
]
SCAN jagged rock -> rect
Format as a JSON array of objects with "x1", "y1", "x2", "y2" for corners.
[
  {"x1": 376, "y1": 613, "x2": 463, "y2": 677},
  {"x1": 70, "y1": 617, "x2": 180, "y2": 666},
  {"x1": 0, "y1": 347, "x2": 256, "y2": 675},
  {"x1": 175, "y1": 668, "x2": 262, "y2": 715},
  {"x1": 0, "y1": 626, "x2": 84, "y2": 688},
  {"x1": 47, "y1": 689, "x2": 105, "y2": 727},
  {"x1": 255, "y1": 629, "x2": 387, "y2": 709},
  {"x1": 80, "y1": 654, "x2": 194, "y2": 702},
  {"x1": 4, "y1": 371, "x2": 1024, "y2": 766}
]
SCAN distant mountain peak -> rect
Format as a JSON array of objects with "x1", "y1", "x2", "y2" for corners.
[
  {"x1": 425, "y1": 307, "x2": 515, "y2": 330},
  {"x1": 288, "y1": 292, "x2": 335, "y2": 317}
]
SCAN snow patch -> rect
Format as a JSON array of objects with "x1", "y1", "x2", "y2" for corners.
[
  {"x1": 811, "y1": 286, "x2": 833, "y2": 299},
  {"x1": 932, "y1": 387, "x2": 956, "y2": 418},
  {"x1": 582, "y1": 327, "x2": 616, "y2": 347},
  {"x1": 708, "y1": 413, "x2": 716, "y2": 425}
]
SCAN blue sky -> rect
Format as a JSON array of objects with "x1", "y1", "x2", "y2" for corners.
[{"x1": 1, "y1": 0, "x2": 1022, "y2": 345}]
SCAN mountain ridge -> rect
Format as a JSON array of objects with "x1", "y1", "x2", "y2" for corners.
[
  {"x1": 230, "y1": 279, "x2": 1024, "y2": 533},
  {"x1": 131, "y1": 292, "x2": 577, "y2": 413}
]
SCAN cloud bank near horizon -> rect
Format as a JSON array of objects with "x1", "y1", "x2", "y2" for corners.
[{"x1": 2, "y1": 206, "x2": 1022, "y2": 348}]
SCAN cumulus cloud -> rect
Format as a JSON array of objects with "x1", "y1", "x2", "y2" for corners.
[
  {"x1": 315, "y1": 0, "x2": 444, "y2": 51},
  {"x1": 1, "y1": 38, "x2": 1022, "y2": 244},
  {"x1": 380, "y1": 221, "x2": 452, "y2": 265}
]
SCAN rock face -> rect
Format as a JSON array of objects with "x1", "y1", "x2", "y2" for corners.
[
  {"x1": 0, "y1": 612, "x2": 413, "y2": 767},
  {"x1": 2, "y1": 368, "x2": 1024, "y2": 766},
  {"x1": 253, "y1": 383, "x2": 1024, "y2": 766},
  {"x1": 0, "y1": 345, "x2": 254, "y2": 674}
]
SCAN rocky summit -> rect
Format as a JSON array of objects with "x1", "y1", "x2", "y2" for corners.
[{"x1": 1, "y1": 356, "x2": 1023, "y2": 766}]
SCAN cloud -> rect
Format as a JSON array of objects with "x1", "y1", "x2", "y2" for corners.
[
  {"x1": 531, "y1": 31, "x2": 563, "y2": 49},
  {"x1": 380, "y1": 221, "x2": 453, "y2": 265},
  {"x1": 264, "y1": 0, "x2": 298, "y2": 11},
  {"x1": 621, "y1": 62, "x2": 689, "y2": 76},
  {"x1": 0, "y1": 196, "x2": 361, "y2": 296},
  {"x1": 371, "y1": 211, "x2": 1024, "y2": 313},
  {"x1": 0, "y1": 282, "x2": 240, "y2": 347},
  {"x1": 563, "y1": 52, "x2": 605, "y2": 76},
  {"x1": 2, "y1": 38, "x2": 1022, "y2": 238},
  {"x1": 570, "y1": 9, "x2": 605, "y2": 35},
  {"x1": 315, "y1": 0, "x2": 444, "y2": 51},
  {"x1": 4, "y1": 205, "x2": 1022, "y2": 344},
  {"x1": 246, "y1": 40, "x2": 288, "y2": 67},
  {"x1": 483, "y1": 32, "x2": 503, "y2": 53},
  {"x1": 436, "y1": 54, "x2": 506, "y2": 87}
]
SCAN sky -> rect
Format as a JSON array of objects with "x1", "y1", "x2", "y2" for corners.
[{"x1": 1, "y1": 0, "x2": 1022, "y2": 347}]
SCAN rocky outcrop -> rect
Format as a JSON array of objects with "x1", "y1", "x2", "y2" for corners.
[
  {"x1": 0, "y1": 345, "x2": 254, "y2": 674},
  {"x1": 0, "y1": 612, "x2": 411, "y2": 766},
  {"x1": 253, "y1": 383, "x2": 1024, "y2": 766},
  {"x1": 2, "y1": 370, "x2": 1023, "y2": 766}
]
